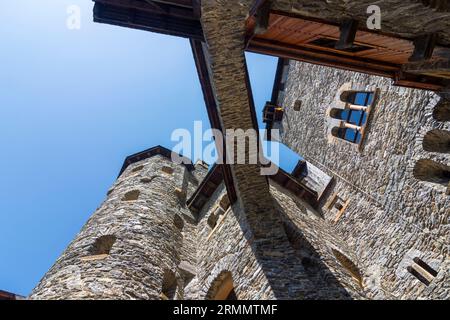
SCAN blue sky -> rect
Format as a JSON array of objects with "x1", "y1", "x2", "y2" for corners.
[{"x1": 0, "y1": 0, "x2": 301, "y2": 296}]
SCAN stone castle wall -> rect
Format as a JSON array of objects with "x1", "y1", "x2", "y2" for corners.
[
  {"x1": 30, "y1": 150, "x2": 372, "y2": 300},
  {"x1": 278, "y1": 61, "x2": 449, "y2": 299}
]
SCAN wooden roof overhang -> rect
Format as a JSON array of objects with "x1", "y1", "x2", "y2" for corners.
[
  {"x1": 118, "y1": 145, "x2": 194, "y2": 177},
  {"x1": 187, "y1": 162, "x2": 320, "y2": 214}
]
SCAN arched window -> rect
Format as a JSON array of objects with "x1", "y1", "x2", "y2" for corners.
[
  {"x1": 122, "y1": 190, "x2": 140, "y2": 201},
  {"x1": 161, "y1": 270, "x2": 177, "y2": 300},
  {"x1": 206, "y1": 271, "x2": 237, "y2": 300},
  {"x1": 90, "y1": 235, "x2": 116, "y2": 255},
  {"x1": 329, "y1": 108, "x2": 349, "y2": 120},
  {"x1": 413, "y1": 159, "x2": 450, "y2": 187},
  {"x1": 423, "y1": 129, "x2": 450, "y2": 153}
]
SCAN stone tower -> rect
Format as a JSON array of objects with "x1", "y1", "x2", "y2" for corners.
[{"x1": 30, "y1": 146, "x2": 203, "y2": 300}]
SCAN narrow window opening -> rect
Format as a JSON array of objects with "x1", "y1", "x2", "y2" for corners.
[
  {"x1": 122, "y1": 190, "x2": 140, "y2": 201},
  {"x1": 407, "y1": 258, "x2": 438, "y2": 287},
  {"x1": 206, "y1": 271, "x2": 237, "y2": 300},
  {"x1": 140, "y1": 177, "x2": 154, "y2": 184},
  {"x1": 90, "y1": 235, "x2": 116, "y2": 255},
  {"x1": 330, "y1": 90, "x2": 376, "y2": 145},
  {"x1": 433, "y1": 99, "x2": 450, "y2": 122},
  {"x1": 413, "y1": 258, "x2": 438, "y2": 277},
  {"x1": 423, "y1": 129, "x2": 450, "y2": 154},
  {"x1": 407, "y1": 266, "x2": 432, "y2": 286},
  {"x1": 219, "y1": 194, "x2": 230, "y2": 211}
]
